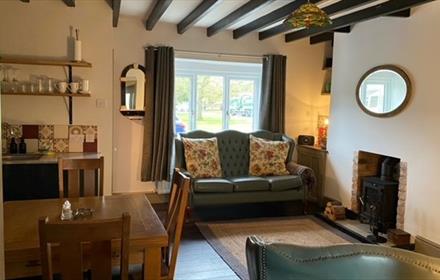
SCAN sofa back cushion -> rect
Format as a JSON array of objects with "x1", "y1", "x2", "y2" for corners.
[
  {"x1": 175, "y1": 130, "x2": 295, "y2": 177},
  {"x1": 182, "y1": 137, "x2": 222, "y2": 178},
  {"x1": 248, "y1": 135, "x2": 290, "y2": 176}
]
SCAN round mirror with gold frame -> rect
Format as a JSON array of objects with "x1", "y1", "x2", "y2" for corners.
[{"x1": 356, "y1": 65, "x2": 411, "y2": 118}]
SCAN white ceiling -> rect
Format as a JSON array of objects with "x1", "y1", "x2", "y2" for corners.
[{"x1": 120, "y1": 0, "x2": 392, "y2": 33}]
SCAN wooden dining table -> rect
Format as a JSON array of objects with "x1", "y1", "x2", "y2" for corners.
[{"x1": 4, "y1": 193, "x2": 168, "y2": 279}]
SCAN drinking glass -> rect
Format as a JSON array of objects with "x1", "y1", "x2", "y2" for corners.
[
  {"x1": 0, "y1": 65, "x2": 10, "y2": 92},
  {"x1": 10, "y1": 68, "x2": 19, "y2": 93}
]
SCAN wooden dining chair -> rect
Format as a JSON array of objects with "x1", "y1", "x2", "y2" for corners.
[
  {"x1": 130, "y1": 169, "x2": 190, "y2": 280},
  {"x1": 38, "y1": 213, "x2": 130, "y2": 280},
  {"x1": 162, "y1": 168, "x2": 191, "y2": 280},
  {"x1": 58, "y1": 156, "x2": 104, "y2": 198}
]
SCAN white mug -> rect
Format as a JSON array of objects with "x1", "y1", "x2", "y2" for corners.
[
  {"x1": 47, "y1": 78, "x2": 54, "y2": 93},
  {"x1": 68, "y1": 82, "x2": 80, "y2": 93},
  {"x1": 80, "y1": 79, "x2": 89, "y2": 93},
  {"x1": 55, "y1": 82, "x2": 68, "y2": 93}
]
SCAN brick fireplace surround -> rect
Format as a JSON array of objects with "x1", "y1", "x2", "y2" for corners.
[{"x1": 351, "y1": 151, "x2": 407, "y2": 230}]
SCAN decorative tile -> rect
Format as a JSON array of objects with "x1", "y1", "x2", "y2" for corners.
[
  {"x1": 54, "y1": 139, "x2": 69, "y2": 153},
  {"x1": 24, "y1": 139, "x2": 39, "y2": 153},
  {"x1": 39, "y1": 125, "x2": 54, "y2": 139},
  {"x1": 69, "y1": 125, "x2": 83, "y2": 136},
  {"x1": 69, "y1": 134, "x2": 84, "y2": 152},
  {"x1": 22, "y1": 125, "x2": 39, "y2": 139},
  {"x1": 83, "y1": 140, "x2": 98, "y2": 153},
  {"x1": 54, "y1": 125, "x2": 69, "y2": 139},
  {"x1": 39, "y1": 139, "x2": 53, "y2": 152},
  {"x1": 82, "y1": 125, "x2": 98, "y2": 143},
  {"x1": 2, "y1": 123, "x2": 9, "y2": 140},
  {"x1": 9, "y1": 124, "x2": 22, "y2": 139}
]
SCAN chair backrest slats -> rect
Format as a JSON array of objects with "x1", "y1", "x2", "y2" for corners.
[
  {"x1": 59, "y1": 241, "x2": 83, "y2": 280},
  {"x1": 165, "y1": 168, "x2": 190, "y2": 279},
  {"x1": 91, "y1": 240, "x2": 112, "y2": 279},
  {"x1": 58, "y1": 157, "x2": 104, "y2": 198},
  {"x1": 39, "y1": 213, "x2": 130, "y2": 280}
]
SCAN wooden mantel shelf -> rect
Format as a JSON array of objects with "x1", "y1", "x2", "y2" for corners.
[
  {"x1": 2, "y1": 92, "x2": 91, "y2": 97},
  {"x1": 0, "y1": 56, "x2": 92, "y2": 68}
]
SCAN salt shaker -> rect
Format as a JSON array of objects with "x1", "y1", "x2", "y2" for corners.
[{"x1": 61, "y1": 200, "x2": 73, "y2": 220}]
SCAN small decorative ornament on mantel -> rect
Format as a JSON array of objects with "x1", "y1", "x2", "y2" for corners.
[{"x1": 284, "y1": 0, "x2": 332, "y2": 29}]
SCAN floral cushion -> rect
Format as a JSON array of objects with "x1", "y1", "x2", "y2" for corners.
[
  {"x1": 249, "y1": 135, "x2": 290, "y2": 176},
  {"x1": 182, "y1": 137, "x2": 222, "y2": 179}
]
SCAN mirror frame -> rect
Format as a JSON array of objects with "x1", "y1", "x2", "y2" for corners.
[
  {"x1": 120, "y1": 63, "x2": 146, "y2": 119},
  {"x1": 356, "y1": 65, "x2": 411, "y2": 118}
]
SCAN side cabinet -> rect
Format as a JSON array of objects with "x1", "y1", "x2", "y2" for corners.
[
  {"x1": 297, "y1": 145, "x2": 327, "y2": 206},
  {"x1": 3, "y1": 164, "x2": 59, "y2": 201}
]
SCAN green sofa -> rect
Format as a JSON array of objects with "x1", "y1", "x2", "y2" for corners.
[
  {"x1": 246, "y1": 236, "x2": 440, "y2": 280},
  {"x1": 175, "y1": 130, "x2": 315, "y2": 208}
]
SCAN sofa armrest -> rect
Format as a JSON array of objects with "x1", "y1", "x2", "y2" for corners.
[{"x1": 286, "y1": 161, "x2": 316, "y2": 196}]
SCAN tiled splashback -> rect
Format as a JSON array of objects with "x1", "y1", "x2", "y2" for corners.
[{"x1": 2, "y1": 123, "x2": 98, "y2": 154}]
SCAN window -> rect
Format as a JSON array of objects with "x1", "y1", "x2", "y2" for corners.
[{"x1": 175, "y1": 58, "x2": 262, "y2": 133}]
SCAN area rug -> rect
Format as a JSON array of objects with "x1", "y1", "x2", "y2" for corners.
[{"x1": 196, "y1": 216, "x2": 359, "y2": 280}]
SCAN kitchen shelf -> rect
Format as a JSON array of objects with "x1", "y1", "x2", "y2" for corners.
[
  {"x1": 0, "y1": 56, "x2": 92, "y2": 67},
  {"x1": 2, "y1": 92, "x2": 91, "y2": 97},
  {"x1": 0, "y1": 55, "x2": 93, "y2": 124}
]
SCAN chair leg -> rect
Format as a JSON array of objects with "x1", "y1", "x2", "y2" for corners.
[
  {"x1": 185, "y1": 206, "x2": 192, "y2": 223},
  {"x1": 303, "y1": 199, "x2": 309, "y2": 215}
]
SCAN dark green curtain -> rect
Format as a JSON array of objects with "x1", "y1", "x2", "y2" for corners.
[
  {"x1": 141, "y1": 46, "x2": 175, "y2": 182},
  {"x1": 259, "y1": 55, "x2": 287, "y2": 133}
]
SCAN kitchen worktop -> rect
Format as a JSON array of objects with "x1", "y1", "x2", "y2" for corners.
[{"x1": 2, "y1": 152, "x2": 101, "y2": 165}]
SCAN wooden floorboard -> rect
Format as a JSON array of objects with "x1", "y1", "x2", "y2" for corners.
[{"x1": 175, "y1": 224, "x2": 240, "y2": 280}]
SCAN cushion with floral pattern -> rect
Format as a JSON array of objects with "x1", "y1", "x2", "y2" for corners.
[
  {"x1": 249, "y1": 135, "x2": 290, "y2": 176},
  {"x1": 182, "y1": 137, "x2": 222, "y2": 178}
]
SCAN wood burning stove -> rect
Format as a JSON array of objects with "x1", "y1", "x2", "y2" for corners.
[{"x1": 360, "y1": 177, "x2": 399, "y2": 242}]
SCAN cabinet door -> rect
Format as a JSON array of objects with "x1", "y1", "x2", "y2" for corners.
[
  {"x1": 3, "y1": 164, "x2": 59, "y2": 201},
  {"x1": 297, "y1": 148, "x2": 326, "y2": 205}
]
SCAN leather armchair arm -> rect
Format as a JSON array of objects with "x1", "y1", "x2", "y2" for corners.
[
  {"x1": 286, "y1": 161, "x2": 316, "y2": 197},
  {"x1": 246, "y1": 236, "x2": 440, "y2": 280}
]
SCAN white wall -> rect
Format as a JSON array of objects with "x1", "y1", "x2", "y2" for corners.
[
  {"x1": 0, "y1": 0, "x2": 329, "y2": 194},
  {"x1": 327, "y1": 2, "x2": 440, "y2": 243},
  {"x1": 112, "y1": 17, "x2": 330, "y2": 193}
]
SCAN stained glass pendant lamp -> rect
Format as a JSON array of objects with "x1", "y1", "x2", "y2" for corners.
[{"x1": 284, "y1": 0, "x2": 332, "y2": 29}]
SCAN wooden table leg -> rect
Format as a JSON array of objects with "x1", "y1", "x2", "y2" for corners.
[{"x1": 144, "y1": 247, "x2": 161, "y2": 279}]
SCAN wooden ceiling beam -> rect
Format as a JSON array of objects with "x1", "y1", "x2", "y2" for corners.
[
  {"x1": 62, "y1": 0, "x2": 75, "y2": 7},
  {"x1": 233, "y1": 0, "x2": 318, "y2": 39},
  {"x1": 310, "y1": 32, "x2": 334, "y2": 45},
  {"x1": 112, "y1": 0, "x2": 121, "y2": 28},
  {"x1": 285, "y1": 0, "x2": 434, "y2": 43},
  {"x1": 259, "y1": 0, "x2": 375, "y2": 41},
  {"x1": 178, "y1": 0, "x2": 220, "y2": 34},
  {"x1": 207, "y1": 0, "x2": 274, "y2": 37},
  {"x1": 145, "y1": 0, "x2": 173, "y2": 31},
  {"x1": 388, "y1": 9, "x2": 411, "y2": 17},
  {"x1": 309, "y1": 27, "x2": 351, "y2": 45}
]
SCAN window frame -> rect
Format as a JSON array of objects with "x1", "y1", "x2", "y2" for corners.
[{"x1": 175, "y1": 60, "x2": 262, "y2": 133}]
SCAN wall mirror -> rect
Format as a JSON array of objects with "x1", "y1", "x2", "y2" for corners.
[
  {"x1": 120, "y1": 64, "x2": 146, "y2": 119},
  {"x1": 356, "y1": 65, "x2": 411, "y2": 117}
]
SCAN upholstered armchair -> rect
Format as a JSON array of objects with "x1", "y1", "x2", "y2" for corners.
[{"x1": 246, "y1": 236, "x2": 440, "y2": 280}]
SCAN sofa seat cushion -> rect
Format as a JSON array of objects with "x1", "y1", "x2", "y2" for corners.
[
  {"x1": 229, "y1": 177, "x2": 270, "y2": 192},
  {"x1": 267, "y1": 175, "x2": 302, "y2": 191},
  {"x1": 193, "y1": 178, "x2": 234, "y2": 193}
]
